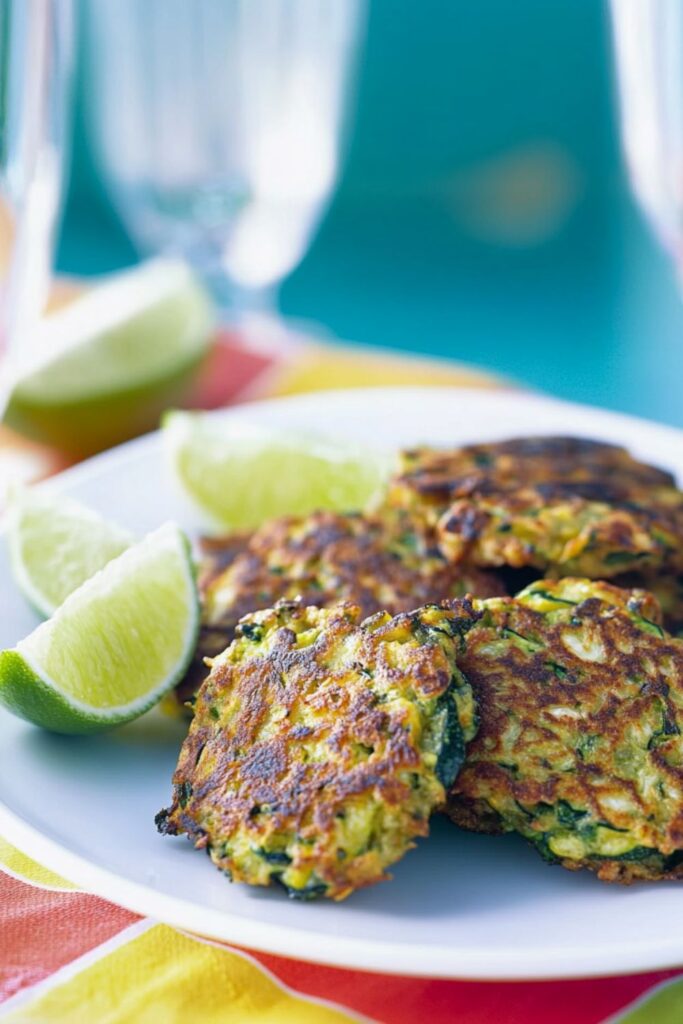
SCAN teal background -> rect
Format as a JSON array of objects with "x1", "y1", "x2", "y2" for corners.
[{"x1": 57, "y1": 1, "x2": 683, "y2": 428}]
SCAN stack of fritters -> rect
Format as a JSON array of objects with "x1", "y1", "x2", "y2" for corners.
[{"x1": 159, "y1": 434, "x2": 683, "y2": 899}]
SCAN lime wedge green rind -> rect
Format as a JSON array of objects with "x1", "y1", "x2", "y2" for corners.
[
  {"x1": 0, "y1": 523, "x2": 199, "y2": 735},
  {"x1": 8, "y1": 489, "x2": 133, "y2": 618},
  {"x1": 0, "y1": 650, "x2": 96, "y2": 735},
  {"x1": 164, "y1": 410, "x2": 393, "y2": 532}
]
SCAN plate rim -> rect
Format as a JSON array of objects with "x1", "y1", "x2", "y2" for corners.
[
  {"x1": 3, "y1": 795, "x2": 683, "y2": 981},
  {"x1": 26, "y1": 385, "x2": 683, "y2": 500},
  {"x1": 3, "y1": 385, "x2": 683, "y2": 980}
]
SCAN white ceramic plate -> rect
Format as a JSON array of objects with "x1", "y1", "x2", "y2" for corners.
[{"x1": 2, "y1": 387, "x2": 683, "y2": 981}]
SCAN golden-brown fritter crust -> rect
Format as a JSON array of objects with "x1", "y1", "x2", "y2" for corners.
[
  {"x1": 445, "y1": 578, "x2": 683, "y2": 882},
  {"x1": 437, "y1": 482, "x2": 683, "y2": 579},
  {"x1": 175, "y1": 509, "x2": 505, "y2": 707},
  {"x1": 389, "y1": 437, "x2": 675, "y2": 512},
  {"x1": 158, "y1": 599, "x2": 478, "y2": 900},
  {"x1": 387, "y1": 437, "x2": 683, "y2": 579}
]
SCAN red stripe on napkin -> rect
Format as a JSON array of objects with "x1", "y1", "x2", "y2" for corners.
[{"x1": 0, "y1": 870, "x2": 138, "y2": 1003}]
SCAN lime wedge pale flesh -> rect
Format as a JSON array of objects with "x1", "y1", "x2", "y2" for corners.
[
  {"x1": 0, "y1": 523, "x2": 199, "y2": 734},
  {"x1": 8, "y1": 488, "x2": 133, "y2": 617},
  {"x1": 164, "y1": 410, "x2": 392, "y2": 532}
]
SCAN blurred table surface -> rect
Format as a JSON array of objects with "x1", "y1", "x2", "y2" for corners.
[
  {"x1": 56, "y1": 0, "x2": 683, "y2": 433},
  {"x1": 58, "y1": 193, "x2": 683, "y2": 432}
]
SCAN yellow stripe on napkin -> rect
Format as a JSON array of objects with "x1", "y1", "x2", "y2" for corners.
[
  {"x1": 3, "y1": 923, "x2": 365, "y2": 1023},
  {"x1": 262, "y1": 341, "x2": 506, "y2": 397},
  {"x1": 0, "y1": 837, "x2": 75, "y2": 892}
]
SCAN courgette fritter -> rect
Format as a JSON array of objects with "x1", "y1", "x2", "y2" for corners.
[
  {"x1": 387, "y1": 437, "x2": 683, "y2": 579},
  {"x1": 175, "y1": 508, "x2": 504, "y2": 707},
  {"x1": 157, "y1": 599, "x2": 478, "y2": 900},
  {"x1": 445, "y1": 578, "x2": 683, "y2": 882},
  {"x1": 203, "y1": 508, "x2": 504, "y2": 628}
]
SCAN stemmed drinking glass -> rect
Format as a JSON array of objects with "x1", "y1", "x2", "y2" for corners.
[
  {"x1": 0, "y1": 0, "x2": 73, "y2": 377},
  {"x1": 82, "y1": 0, "x2": 365, "y2": 334},
  {"x1": 610, "y1": 1, "x2": 683, "y2": 279}
]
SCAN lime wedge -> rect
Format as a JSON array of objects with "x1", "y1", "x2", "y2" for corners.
[
  {"x1": 7, "y1": 488, "x2": 133, "y2": 617},
  {"x1": 164, "y1": 410, "x2": 392, "y2": 531},
  {"x1": 4, "y1": 260, "x2": 215, "y2": 457},
  {"x1": 0, "y1": 523, "x2": 199, "y2": 734}
]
